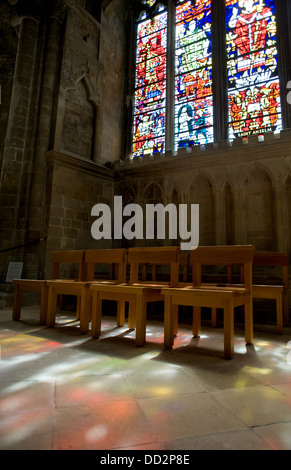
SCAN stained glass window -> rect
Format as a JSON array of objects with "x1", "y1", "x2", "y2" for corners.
[
  {"x1": 132, "y1": 4, "x2": 168, "y2": 158},
  {"x1": 131, "y1": 0, "x2": 284, "y2": 158},
  {"x1": 226, "y1": 0, "x2": 282, "y2": 139},
  {"x1": 175, "y1": 0, "x2": 213, "y2": 149}
]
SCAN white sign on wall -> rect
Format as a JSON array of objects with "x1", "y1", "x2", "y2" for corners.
[{"x1": 6, "y1": 262, "x2": 23, "y2": 283}]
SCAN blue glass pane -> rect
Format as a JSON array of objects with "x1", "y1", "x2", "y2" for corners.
[{"x1": 175, "y1": 0, "x2": 213, "y2": 149}]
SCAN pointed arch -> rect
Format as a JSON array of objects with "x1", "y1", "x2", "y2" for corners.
[
  {"x1": 188, "y1": 173, "x2": 215, "y2": 246},
  {"x1": 242, "y1": 167, "x2": 276, "y2": 251}
]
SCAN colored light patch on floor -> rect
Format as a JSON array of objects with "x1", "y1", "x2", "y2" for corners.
[{"x1": 1, "y1": 307, "x2": 291, "y2": 450}]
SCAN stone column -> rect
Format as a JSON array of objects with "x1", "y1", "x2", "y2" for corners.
[
  {"x1": 27, "y1": 4, "x2": 66, "y2": 239},
  {"x1": 0, "y1": 15, "x2": 39, "y2": 253},
  {"x1": 25, "y1": 2, "x2": 67, "y2": 278}
]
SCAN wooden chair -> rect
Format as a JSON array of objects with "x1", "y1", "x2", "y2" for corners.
[
  {"x1": 46, "y1": 249, "x2": 127, "y2": 333},
  {"x1": 163, "y1": 245, "x2": 254, "y2": 360},
  {"x1": 90, "y1": 246, "x2": 180, "y2": 346},
  {"x1": 146, "y1": 252, "x2": 189, "y2": 316},
  {"x1": 13, "y1": 250, "x2": 85, "y2": 325},
  {"x1": 252, "y1": 253, "x2": 289, "y2": 333},
  {"x1": 211, "y1": 252, "x2": 289, "y2": 334}
]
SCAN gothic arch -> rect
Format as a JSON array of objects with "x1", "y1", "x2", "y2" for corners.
[
  {"x1": 242, "y1": 167, "x2": 277, "y2": 251},
  {"x1": 121, "y1": 185, "x2": 137, "y2": 205},
  {"x1": 187, "y1": 174, "x2": 215, "y2": 246},
  {"x1": 142, "y1": 182, "x2": 163, "y2": 205},
  {"x1": 240, "y1": 162, "x2": 276, "y2": 190}
]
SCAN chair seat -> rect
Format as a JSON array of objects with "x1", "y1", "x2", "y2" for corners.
[{"x1": 13, "y1": 279, "x2": 46, "y2": 291}]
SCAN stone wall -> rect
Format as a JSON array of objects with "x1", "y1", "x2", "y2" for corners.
[
  {"x1": 0, "y1": 5, "x2": 43, "y2": 283},
  {"x1": 0, "y1": 3, "x2": 18, "y2": 170},
  {"x1": 0, "y1": 0, "x2": 127, "y2": 285},
  {"x1": 43, "y1": 150, "x2": 114, "y2": 279}
]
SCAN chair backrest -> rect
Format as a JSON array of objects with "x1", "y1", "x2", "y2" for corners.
[
  {"x1": 190, "y1": 246, "x2": 254, "y2": 289},
  {"x1": 128, "y1": 246, "x2": 180, "y2": 287},
  {"x1": 253, "y1": 252, "x2": 289, "y2": 288},
  {"x1": 145, "y1": 252, "x2": 189, "y2": 283},
  {"x1": 179, "y1": 253, "x2": 189, "y2": 283},
  {"x1": 84, "y1": 249, "x2": 127, "y2": 283},
  {"x1": 51, "y1": 250, "x2": 86, "y2": 281}
]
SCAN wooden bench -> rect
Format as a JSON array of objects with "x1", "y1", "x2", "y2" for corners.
[
  {"x1": 163, "y1": 245, "x2": 254, "y2": 360},
  {"x1": 211, "y1": 252, "x2": 289, "y2": 334},
  {"x1": 13, "y1": 250, "x2": 85, "y2": 325},
  {"x1": 90, "y1": 246, "x2": 180, "y2": 346},
  {"x1": 252, "y1": 252, "x2": 289, "y2": 333},
  {"x1": 145, "y1": 252, "x2": 189, "y2": 317},
  {"x1": 46, "y1": 249, "x2": 127, "y2": 333}
]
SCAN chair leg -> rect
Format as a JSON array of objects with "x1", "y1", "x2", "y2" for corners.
[
  {"x1": 128, "y1": 301, "x2": 136, "y2": 329},
  {"x1": 211, "y1": 308, "x2": 218, "y2": 328},
  {"x1": 91, "y1": 291, "x2": 102, "y2": 339},
  {"x1": 79, "y1": 288, "x2": 90, "y2": 334},
  {"x1": 76, "y1": 296, "x2": 81, "y2": 320},
  {"x1": 193, "y1": 306, "x2": 201, "y2": 338},
  {"x1": 283, "y1": 290, "x2": 289, "y2": 326},
  {"x1": 117, "y1": 301, "x2": 126, "y2": 327},
  {"x1": 135, "y1": 294, "x2": 147, "y2": 347},
  {"x1": 47, "y1": 288, "x2": 58, "y2": 327},
  {"x1": 244, "y1": 299, "x2": 253, "y2": 346},
  {"x1": 223, "y1": 299, "x2": 234, "y2": 360},
  {"x1": 13, "y1": 284, "x2": 22, "y2": 321},
  {"x1": 40, "y1": 285, "x2": 48, "y2": 326},
  {"x1": 276, "y1": 293, "x2": 283, "y2": 335},
  {"x1": 173, "y1": 305, "x2": 178, "y2": 336},
  {"x1": 164, "y1": 295, "x2": 174, "y2": 350}
]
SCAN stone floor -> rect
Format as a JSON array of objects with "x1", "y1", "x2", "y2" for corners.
[{"x1": 0, "y1": 305, "x2": 291, "y2": 451}]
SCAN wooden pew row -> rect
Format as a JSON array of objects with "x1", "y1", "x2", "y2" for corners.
[
  {"x1": 13, "y1": 250, "x2": 86, "y2": 325},
  {"x1": 12, "y1": 248, "x2": 182, "y2": 332},
  {"x1": 12, "y1": 247, "x2": 289, "y2": 361},
  {"x1": 90, "y1": 247, "x2": 180, "y2": 346},
  {"x1": 46, "y1": 249, "x2": 127, "y2": 333},
  {"x1": 252, "y1": 253, "x2": 289, "y2": 330},
  {"x1": 163, "y1": 246, "x2": 255, "y2": 360}
]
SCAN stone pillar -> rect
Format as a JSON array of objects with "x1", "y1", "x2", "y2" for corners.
[
  {"x1": 0, "y1": 15, "x2": 39, "y2": 253},
  {"x1": 26, "y1": 2, "x2": 67, "y2": 278},
  {"x1": 27, "y1": 5, "x2": 66, "y2": 239}
]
